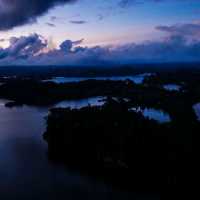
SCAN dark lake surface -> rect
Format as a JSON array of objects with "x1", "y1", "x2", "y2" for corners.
[
  {"x1": 0, "y1": 99, "x2": 159, "y2": 200},
  {"x1": 163, "y1": 84, "x2": 181, "y2": 91},
  {"x1": 129, "y1": 107, "x2": 171, "y2": 123}
]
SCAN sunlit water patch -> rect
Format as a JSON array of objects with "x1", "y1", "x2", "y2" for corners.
[
  {"x1": 129, "y1": 107, "x2": 171, "y2": 123},
  {"x1": 163, "y1": 84, "x2": 181, "y2": 91},
  {"x1": 55, "y1": 97, "x2": 105, "y2": 109},
  {"x1": 55, "y1": 97, "x2": 132, "y2": 109},
  {"x1": 193, "y1": 103, "x2": 200, "y2": 121}
]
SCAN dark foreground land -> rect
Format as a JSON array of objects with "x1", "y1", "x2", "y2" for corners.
[
  {"x1": 0, "y1": 67, "x2": 198, "y2": 199},
  {"x1": 44, "y1": 102, "x2": 195, "y2": 199}
]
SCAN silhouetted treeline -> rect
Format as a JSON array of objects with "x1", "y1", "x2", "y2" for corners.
[{"x1": 1, "y1": 71, "x2": 200, "y2": 122}]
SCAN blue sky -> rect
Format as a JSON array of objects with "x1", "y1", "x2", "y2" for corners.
[
  {"x1": 1, "y1": 0, "x2": 200, "y2": 47},
  {"x1": 0, "y1": 0, "x2": 200, "y2": 65}
]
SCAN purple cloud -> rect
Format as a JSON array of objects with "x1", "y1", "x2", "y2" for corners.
[
  {"x1": 1, "y1": 28, "x2": 200, "y2": 66},
  {"x1": 156, "y1": 23, "x2": 200, "y2": 41},
  {"x1": 0, "y1": 34, "x2": 47, "y2": 60}
]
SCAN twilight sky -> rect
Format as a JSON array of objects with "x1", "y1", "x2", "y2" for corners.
[{"x1": 0, "y1": 0, "x2": 200, "y2": 66}]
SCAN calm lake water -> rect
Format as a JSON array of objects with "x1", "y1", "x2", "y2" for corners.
[
  {"x1": 44, "y1": 73, "x2": 152, "y2": 84},
  {"x1": 129, "y1": 107, "x2": 171, "y2": 123},
  {"x1": 193, "y1": 103, "x2": 200, "y2": 121},
  {"x1": 0, "y1": 99, "x2": 159, "y2": 200},
  {"x1": 163, "y1": 84, "x2": 181, "y2": 91},
  {"x1": 56, "y1": 97, "x2": 105, "y2": 109}
]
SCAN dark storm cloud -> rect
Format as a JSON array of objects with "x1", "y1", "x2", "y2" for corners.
[{"x1": 0, "y1": 0, "x2": 77, "y2": 30}]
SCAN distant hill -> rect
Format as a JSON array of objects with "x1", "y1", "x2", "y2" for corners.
[{"x1": 0, "y1": 62, "x2": 200, "y2": 77}]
